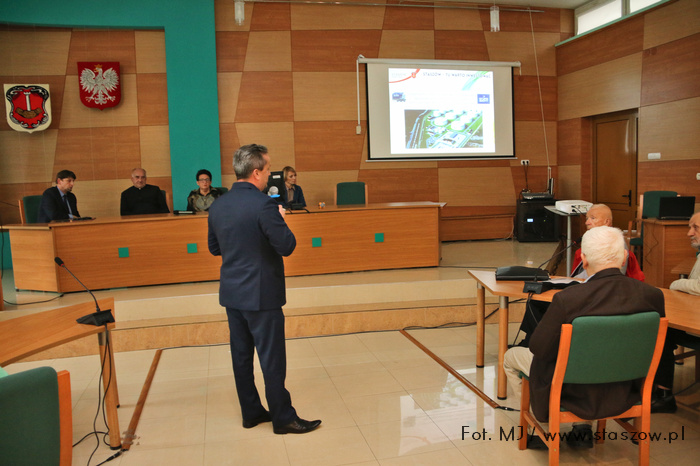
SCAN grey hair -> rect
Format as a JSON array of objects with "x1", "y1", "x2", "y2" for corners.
[
  {"x1": 580, "y1": 226, "x2": 626, "y2": 269},
  {"x1": 233, "y1": 144, "x2": 268, "y2": 180}
]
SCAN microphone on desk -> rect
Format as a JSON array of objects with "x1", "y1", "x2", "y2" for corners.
[
  {"x1": 536, "y1": 237, "x2": 582, "y2": 270},
  {"x1": 54, "y1": 257, "x2": 114, "y2": 326},
  {"x1": 523, "y1": 238, "x2": 583, "y2": 294}
]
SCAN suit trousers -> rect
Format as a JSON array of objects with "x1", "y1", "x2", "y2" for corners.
[{"x1": 226, "y1": 307, "x2": 297, "y2": 427}]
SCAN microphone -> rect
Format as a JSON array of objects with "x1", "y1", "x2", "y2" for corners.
[
  {"x1": 536, "y1": 237, "x2": 582, "y2": 270},
  {"x1": 54, "y1": 257, "x2": 114, "y2": 326},
  {"x1": 268, "y1": 186, "x2": 280, "y2": 198}
]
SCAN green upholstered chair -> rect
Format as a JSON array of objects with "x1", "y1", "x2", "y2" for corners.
[
  {"x1": 19, "y1": 194, "x2": 43, "y2": 224},
  {"x1": 518, "y1": 312, "x2": 668, "y2": 466},
  {"x1": 335, "y1": 182, "x2": 367, "y2": 206},
  {"x1": 0, "y1": 366, "x2": 72, "y2": 466}
]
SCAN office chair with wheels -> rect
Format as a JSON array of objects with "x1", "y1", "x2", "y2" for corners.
[
  {"x1": 518, "y1": 312, "x2": 668, "y2": 466},
  {"x1": 0, "y1": 366, "x2": 72, "y2": 466}
]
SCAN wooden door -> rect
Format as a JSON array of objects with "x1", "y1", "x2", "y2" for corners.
[{"x1": 592, "y1": 110, "x2": 638, "y2": 230}]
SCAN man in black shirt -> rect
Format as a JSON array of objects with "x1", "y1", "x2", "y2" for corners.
[{"x1": 120, "y1": 168, "x2": 170, "y2": 216}]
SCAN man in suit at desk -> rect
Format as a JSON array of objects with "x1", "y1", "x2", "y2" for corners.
[
  {"x1": 208, "y1": 144, "x2": 321, "y2": 435},
  {"x1": 120, "y1": 168, "x2": 170, "y2": 215},
  {"x1": 504, "y1": 226, "x2": 672, "y2": 448},
  {"x1": 37, "y1": 169, "x2": 81, "y2": 222}
]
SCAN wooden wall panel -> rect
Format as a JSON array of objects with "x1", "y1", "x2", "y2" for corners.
[
  {"x1": 513, "y1": 75, "x2": 557, "y2": 121},
  {"x1": 291, "y1": 30, "x2": 382, "y2": 71},
  {"x1": 295, "y1": 121, "x2": 365, "y2": 172},
  {"x1": 67, "y1": 30, "x2": 137, "y2": 74},
  {"x1": 72, "y1": 179, "x2": 129, "y2": 218},
  {"x1": 135, "y1": 31, "x2": 166, "y2": 74},
  {"x1": 291, "y1": 5, "x2": 386, "y2": 30},
  {"x1": 250, "y1": 3, "x2": 291, "y2": 31},
  {"x1": 358, "y1": 168, "x2": 439, "y2": 203},
  {"x1": 638, "y1": 97, "x2": 700, "y2": 162},
  {"x1": 54, "y1": 127, "x2": 141, "y2": 181},
  {"x1": 556, "y1": 165, "x2": 581, "y2": 200},
  {"x1": 638, "y1": 160, "x2": 700, "y2": 199},
  {"x1": 236, "y1": 122, "x2": 296, "y2": 170},
  {"x1": 383, "y1": 2, "x2": 434, "y2": 30},
  {"x1": 244, "y1": 31, "x2": 292, "y2": 71},
  {"x1": 434, "y1": 8, "x2": 483, "y2": 31},
  {"x1": 558, "y1": 53, "x2": 642, "y2": 121},
  {"x1": 139, "y1": 125, "x2": 171, "y2": 178},
  {"x1": 217, "y1": 72, "x2": 243, "y2": 124},
  {"x1": 643, "y1": 0, "x2": 700, "y2": 49},
  {"x1": 439, "y1": 167, "x2": 515, "y2": 206},
  {"x1": 236, "y1": 71, "x2": 294, "y2": 122},
  {"x1": 0, "y1": 29, "x2": 71, "y2": 75},
  {"x1": 641, "y1": 33, "x2": 700, "y2": 107},
  {"x1": 293, "y1": 72, "x2": 365, "y2": 121},
  {"x1": 215, "y1": 32, "x2": 248, "y2": 72},
  {"x1": 218, "y1": 123, "x2": 239, "y2": 175},
  {"x1": 485, "y1": 32, "x2": 559, "y2": 76},
  {"x1": 514, "y1": 121, "x2": 557, "y2": 165},
  {"x1": 60, "y1": 75, "x2": 139, "y2": 128},
  {"x1": 557, "y1": 118, "x2": 585, "y2": 166},
  {"x1": 556, "y1": 15, "x2": 644, "y2": 76},
  {"x1": 0, "y1": 130, "x2": 57, "y2": 184},
  {"x1": 378, "y1": 30, "x2": 435, "y2": 58},
  {"x1": 296, "y1": 170, "x2": 360, "y2": 207},
  {"x1": 434, "y1": 31, "x2": 489, "y2": 61},
  {"x1": 136, "y1": 73, "x2": 169, "y2": 126}
]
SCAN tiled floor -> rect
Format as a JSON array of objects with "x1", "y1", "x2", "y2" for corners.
[{"x1": 3, "y1": 239, "x2": 700, "y2": 465}]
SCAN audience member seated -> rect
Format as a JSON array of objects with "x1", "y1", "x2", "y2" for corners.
[
  {"x1": 187, "y1": 169, "x2": 224, "y2": 212},
  {"x1": 120, "y1": 168, "x2": 170, "y2": 216},
  {"x1": 37, "y1": 169, "x2": 81, "y2": 222},
  {"x1": 517, "y1": 204, "x2": 644, "y2": 346},
  {"x1": 504, "y1": 226, "x2": 674, "y2": 449},
  {"x1": 281, "y1": 166, "x2": 306, "y2": 208}
]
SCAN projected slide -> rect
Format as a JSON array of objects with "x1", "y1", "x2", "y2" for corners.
[{"x1": 388, "y1": 68, "x2": 495, "y2": 155}]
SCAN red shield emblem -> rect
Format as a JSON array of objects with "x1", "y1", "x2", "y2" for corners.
[
  {"x1": 78, "y1": 62, "x2": 121, "y2": 109},
  {"x1": 4, "y1": 84, "x2": 52, "y2": 132}
]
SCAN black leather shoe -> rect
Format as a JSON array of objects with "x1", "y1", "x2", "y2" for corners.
[
  {"x1": 242, "y1": 411, "x2": 272, "y2": 429},
  {"x1": 566, "y1": 424, "x2": 593, "y2": 449},
  {"x1": 651, "y1": 389, "x2": 677, "y2": 414},
  {"x1": 273, "y1": 418, "x2": 322, "y2": 434}
]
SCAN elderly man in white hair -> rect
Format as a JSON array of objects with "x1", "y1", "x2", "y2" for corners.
[{"x1": 504, "y1": 226, "x2": 673, "y2": 449}]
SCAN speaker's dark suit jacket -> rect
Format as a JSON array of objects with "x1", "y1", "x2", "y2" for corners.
[
  {"x1": 208, "y1": 181, "x2": 296, "y2": 310},
  {"x1": 529, "y1": 268, "x2": 666, "y2": 422},
  {"x1": 37, "y1": 186, "x2": 80, "y2": 223}
]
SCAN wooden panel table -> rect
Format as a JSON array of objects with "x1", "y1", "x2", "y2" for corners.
[
  {"x1": 6, "y1": 202, "x2": 443, "y2": 292},
  {"x1": 0, "y1": 298, "x2": 121, "y2": 449},
  {"x1": 642, "y1": 218, "x2": 690, "y2": 288},
  {"x1": 468, "y1": 269, "x2": 700, "y2": 400}
]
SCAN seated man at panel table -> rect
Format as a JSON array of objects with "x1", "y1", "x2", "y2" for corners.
[
  {"x1": 516, "y1": 204, "x2": 644, "y2": 346},
  {"x1": 37, "y1": 169, "x2": 81, "y2": 223},
  {"x1": 504, "y1": 226, "x2": 674, "y2": 449},
  {"x1": 120, "y1": 168, "x2": 170, "y2": 216},
  {"x1": 652, "y1": 211, "x2": 700, "y2": 413}
]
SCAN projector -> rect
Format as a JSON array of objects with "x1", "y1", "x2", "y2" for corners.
[{"x1": 555, "y1": 200, "x2": 593, "y2": 214}]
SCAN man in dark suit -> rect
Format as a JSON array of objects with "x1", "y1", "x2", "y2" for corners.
[
  {"x1": 208, "y1": 143, "x2": 321, "y2": 435},
  {"x1": 38, "y1": 169, "x2": 81, "y2": 222},
  {"x1": 120, "y1": 168, "x2": 170, "y2": 215},
  {"x1": 504, "y1": 226, "x2": 673, "y2": 448}
]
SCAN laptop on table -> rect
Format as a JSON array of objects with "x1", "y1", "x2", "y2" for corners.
[{"x1": 658, "y1": 196, "x2": 695, "y2": 220}]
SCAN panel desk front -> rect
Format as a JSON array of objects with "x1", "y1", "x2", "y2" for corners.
[{"x1": 7, "y1": 202, "x2": 442, "y2": 292}]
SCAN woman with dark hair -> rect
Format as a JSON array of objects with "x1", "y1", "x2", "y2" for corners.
[
  {"x1": 281, "y1": 166, "x2": 306, "y2": 208},
  {"x1": 187, "y1": 169, "x2": 224, "y2": 211}
]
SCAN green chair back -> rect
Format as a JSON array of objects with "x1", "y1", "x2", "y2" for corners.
[
  {"x1": 22, "y1": 195, "x2": 43, "y2": 224},
  {"x1": 641, "y1": 191, "x2": 677, "y2": 219},
  {"x1": 336, "y1": 182, "x2": 366, "y2": 205},
  {"x1": 216, "y1": 186, "x2": 228, "y2": 194},
  {"x1": 0, "y1": 367, "x2": 62, "y2": 465},
  {"x1": 564, "y1": 312, "x2": 660, "y2": 384}
]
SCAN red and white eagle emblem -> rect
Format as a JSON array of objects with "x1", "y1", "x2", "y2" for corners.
[{"x1": 78, "y1": 62, "x2": 121, "y2": 109}]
